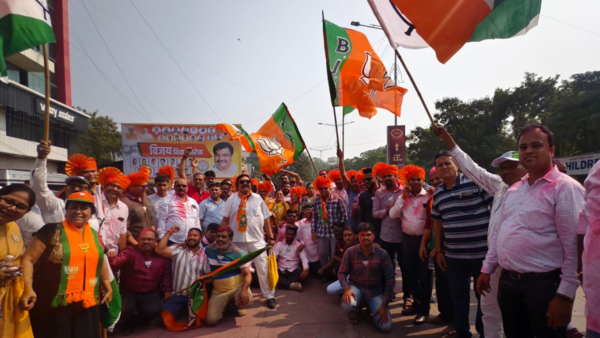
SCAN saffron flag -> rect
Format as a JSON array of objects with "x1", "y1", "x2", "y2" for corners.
[
  {"x1": 367, "y1": 0, "x2": 541, "y2": 64},
  {"x1": 249, "y1": 103, "x2": 306, "y2": 175},
  {"x1": 323, "y1": 19, "x2": 408, "y2": 119},
  {"x1": 100, "y1": 259, "x2": 121, "y2": 332},
  {"x1": 161, "y1": 246, "x2": 269, "y2": 332},
  {"x1": 0, "y1": 0, "x2": 56, "y2": 82},
  {"x1": 216, "y1": 123, "x2": 255, "y2": 152}
]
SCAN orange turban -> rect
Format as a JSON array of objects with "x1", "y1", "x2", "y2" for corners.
[
  {"x1": 291, "y1": 187, "x2": 307, "y2": 198},
  {"x1": 251, "y1": 179, "x2": 258, "y2": 186},
  {"x1": 98, "y1": 167, "x2": 130, "y2": 190},
  {"x1": 313, "y1": 176, "x2": 331, "y2": 189},
  {"x1": 257, "y1": 182, "x2": 273, "y2": 193},
  {"x1": 327, "y1": 170, "x2": 342, "y2": 182},
  {"x1": 127, "y1": 167, "x2": 149, "y2": 187},
  {"x1": 399, "y1": 164, "x2": 426, "y2": 183},
  {"x1": 346, "y1": 170, "x2": 357, "y2": 180},
  {"x1": 65, "y1": 154, "x2": 97, "y2": 176},
  {"x1": 157, "y1": 165, "x2": 175, "y2": 180},
  {"x1": 355, "y1": 168, "x2": 366, "y2": 182},
  {"x1": 372, "y1": 162, "x2": 398, "y2": 178}
]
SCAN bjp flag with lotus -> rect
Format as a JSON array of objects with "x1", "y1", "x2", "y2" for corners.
[{"x1": 323, "y1": 19, "x2": 408, "y2": 119}]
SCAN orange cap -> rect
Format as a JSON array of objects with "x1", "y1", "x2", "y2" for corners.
[
  {"x1": 65, "y1": 154, "x2": 97, "y2": 177},
  {"x1": 327, "y1": 170, "x2": 342, "y2": 182},
  {"x1": 257, "y1": 182, "x2": 273, "y2": 193},
  {"x1": 66, "y1": 191, "x2": 95, "y2": 204},
  {"x1": 372, "y1": 162, "x2": 398, "y2": 178},
  {"x1": 398, "y1": 164, "x2": 426, "y2": 183}
]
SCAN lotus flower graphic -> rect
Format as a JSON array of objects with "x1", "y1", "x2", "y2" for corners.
[{"x1": 256, "y1": 136, "x2": 287, "y2": 164}]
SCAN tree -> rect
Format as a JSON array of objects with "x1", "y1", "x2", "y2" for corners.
[
  {"x1": 78, "y1": 112, "x2": 122, "y2": 166},
  {"x1": 344, "y1": 145, "x2": 388, "y2": 170}
]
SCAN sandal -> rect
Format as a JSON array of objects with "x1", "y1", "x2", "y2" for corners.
[
  {"x1": 403, "y1": 298, "x2": 413, "y2": 311},
  {"x1": 348, "y1": 312, "x2": 359, "y2": 325}
]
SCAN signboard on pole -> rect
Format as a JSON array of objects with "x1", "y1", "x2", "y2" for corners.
[
  {"x1": 121, "y1": 124, "x2": 242, "y2": 179},
  {"x1": 555, "y1": 152, "x2": 600, "y2": 176},
  {"x1": 387, "y1": 125, "x2": 406, "y2": 167}
]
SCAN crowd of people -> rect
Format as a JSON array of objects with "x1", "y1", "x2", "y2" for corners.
[{"x1": 0, "y1": 123, "x2": 597, "y2": 338}]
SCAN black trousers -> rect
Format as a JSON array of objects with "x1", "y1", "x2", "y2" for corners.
[
  {"x1": 498, "y1": 269, "x2": 567, "y2": 338},
  {"x1": 434, "y1": 255, "x2": 454, "y2": 321},
  {"x1": 278, "y1": 268, "x2": 303, "y2": 289},
  {"x1": 381, "y1": 240, "x2": 411, "y2": 300},
  {"x1": 402, "y1": 233, "x2": 432, "y2": 316},
  {"x1": 121, "y1": 289, "x2": 162, "y2": 328}
]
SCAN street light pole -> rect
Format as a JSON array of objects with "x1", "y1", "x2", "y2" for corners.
[
  {"x1": 310, "y1": 148, "x2": 333, "y2": 160},
  {"x1": 318, "y1": 121, "x2": 354, "y2": 152},
  {"x1": 351, "y1": 21, "x2": 398, "y2": 126}
]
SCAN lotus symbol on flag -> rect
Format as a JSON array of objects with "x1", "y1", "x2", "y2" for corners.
[{"x1": 256, "y1": 136, "x2": 287, "y2": 164}]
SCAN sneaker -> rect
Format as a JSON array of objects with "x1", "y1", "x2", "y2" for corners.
[
  {"x1": 290, "y1": 282, "x2": 303, "y2": 292},
  {"x1": 266, "y1": 298, "x2": 277, "y2": 309},
  {"x1": 567, "y1": 327, "x2": 585, "y2": 338}
]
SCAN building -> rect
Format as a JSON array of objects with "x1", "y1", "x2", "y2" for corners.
[{"x1": 0, "y1": 0, "x2": 90, "y2": 188}]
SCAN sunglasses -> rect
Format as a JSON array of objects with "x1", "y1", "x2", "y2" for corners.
[
  {"x1": 238, "y1": 180, "x2": 251, "y2": 184},
  {"x1": 362, "y1": 177, "x2": 373, "y2": 182},
  {"x1": 0, "y1": 197, "x2": 29, "y2": 211}
]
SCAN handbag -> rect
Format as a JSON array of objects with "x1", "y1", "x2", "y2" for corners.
[{"x1": 267, "y1": 249, "x2": 279, "y2": 291}]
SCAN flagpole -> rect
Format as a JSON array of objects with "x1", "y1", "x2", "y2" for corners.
[
  {"x1": 303, "y1": 147, "x2": 319, "y2": 176},
  {"x1": 331, "y1": 106, "x2": 341, "y2": 150},
  {"x1": 394, "y1": 50, "x2": 436, "y2": 126},
  {"x1": 342, "y1": 112, "x2": 345, "y2": 153},
  {"x1": 42, "y1": 43, "x2": 51, "y2": 141}
]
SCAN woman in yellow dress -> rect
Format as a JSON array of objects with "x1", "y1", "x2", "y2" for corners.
[{"x1": 0, "y1": 184, "x2": 36, "y2": 338}]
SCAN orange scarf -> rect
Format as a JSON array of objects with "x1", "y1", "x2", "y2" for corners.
[
  {"x1": 52, "y1": 221, "x2": 103, "y2": 308},
  {"x1": 236, "y1": 192, "x2": 252, "y2": 232},
  {"x1": 320, "y1": 194, "x2": 330, "y2": 226}
]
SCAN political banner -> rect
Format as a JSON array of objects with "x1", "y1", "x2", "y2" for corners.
[
  {"x1": 555, "y1": 152, "x2": 600, "y2": 176},
  {"x1": 121, "y1": 124, "x2": 242, "y2": 179}
]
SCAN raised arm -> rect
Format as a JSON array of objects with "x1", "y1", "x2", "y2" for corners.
[
  {"x1": 436, "y1": 127, "x2": 501, "y2": 195},
  {"x1": 155, "y1": 226, "x2": 178, "y2": 258},
  {"x1": 178, "y1": 147, "x2": 192, "y2": 181},
  {"x1": 31, "y1": 141, "x2": 62, "y2": 219},
  {"x1": 337, "y1": 148, "x2": 351, "y2": 190}
]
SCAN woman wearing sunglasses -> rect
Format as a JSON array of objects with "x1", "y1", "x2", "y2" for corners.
[{"x1": 0, "y1": 184, "x2": 36, "y2": 338}]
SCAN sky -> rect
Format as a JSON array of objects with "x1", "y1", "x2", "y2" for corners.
[{"x1": 68, "y1": 0, "x2": 600, "y2": 161}]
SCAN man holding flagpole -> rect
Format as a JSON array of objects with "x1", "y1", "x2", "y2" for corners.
[{"x1": 220, "y1": 174, "x2": 277, "y2": 309}]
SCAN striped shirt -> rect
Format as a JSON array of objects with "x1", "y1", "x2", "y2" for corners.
[
  {"x1": 169, "y1": 246, "x2": 210, "y2": 294},
  {"x1": 432, "y1": 172, "x2": 493, "y2": 259},
  {"x1": 204, "y1": 244, "x2": 249, "y2": 291}
]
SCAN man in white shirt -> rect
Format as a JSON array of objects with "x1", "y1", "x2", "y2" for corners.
[
  {"x1": 148, "y1": 175, "x2": 171, "y2": 226},
  {"x1": 390, "y1": 165, "x2": 432, "y2": 324},
  {"x1": 273, "y1": 226, "x2": 309, "y2": 292},
  {"x1": 157, "y1": 178, "x2": 200, "y2": 245},
  {"x1": 99, "y1": 172, "x2": 130, "y2": 254},
  {"x1": 477, "y1": 124, "x2": 585, "y2": 337},
  {"x1": 220, "y1": 174, "x2": 276, "y2": 309}
]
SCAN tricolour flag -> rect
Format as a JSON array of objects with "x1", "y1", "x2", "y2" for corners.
[
  {"x1": 100, "y1": 256, "x2": 121, "y2": 332},
  {"x1": 0, "y1": 0, "x2": 56, "y2": 82},
  {"x1": 250, "y1": 103, "x2": 306, "y2": 175},
  {"x1": 323, "y1": 19, "x2": 408, "y2": 119},
  {"x1": 367, "y1": 0, "x2": 541, "y2": 64},
  {"x1": 216, "y1": 123, "x2": 255, "y2": 152},
  {"x1": 161, "y1": 247, "x2": 269, "y2": 332}
]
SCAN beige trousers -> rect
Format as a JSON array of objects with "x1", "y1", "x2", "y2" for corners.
[{"x1": 206, "y1": 285, "x2": 253, "y2": 325}]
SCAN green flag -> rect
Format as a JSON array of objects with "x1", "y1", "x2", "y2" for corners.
[{"x1": 0, "y1": 0, "x2": 56, "y2": 82}]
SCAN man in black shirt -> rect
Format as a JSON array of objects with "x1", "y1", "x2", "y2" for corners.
[{"x1": 357, "y1": 168, "x2": 382, "y2": 243}]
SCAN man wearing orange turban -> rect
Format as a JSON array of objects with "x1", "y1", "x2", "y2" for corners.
[
  {"x1": 336, "y1": 149, "x2": 362, "y2": 227},
  {"x1": 371, "y1": 162, "x2": 412, "y2": 310},
  {"x1": 311, "y1": 176, "x2": 348, "y2": 269},
  {"x1": 65, "y1": 153, "x2": 103, "y2": 221},
  {"x1": 389, "y1": 165, "x2": 432, "y2": 323},
  {"x1": 120, "y1": 169, "x2": 154, "y2": 243},
  {"x1": 98, "y1": 167, "x2": 131, "y2": 254}
]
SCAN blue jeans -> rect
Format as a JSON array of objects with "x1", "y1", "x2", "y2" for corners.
[
  {"x1": 446, "y1": 257, "x2": 484, "y2": 338},
  {"x1": 162, "y1": 295, "x2": 189, "y2": 318},
  {"x1": 341, "y1": 285, "x2": 392, "y2": 333}
]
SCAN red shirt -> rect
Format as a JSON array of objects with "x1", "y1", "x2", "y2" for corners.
[
  {"x1": 187, "y1": 185, "x2": 210, "y2": 204},
  {"x1": 109, "y1": 246, "x2": 172, "y2": 293}
]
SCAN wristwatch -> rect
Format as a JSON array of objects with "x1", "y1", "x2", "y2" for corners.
[{"x1": 268, "y1": 237, "x2": 275, "y2": 241}]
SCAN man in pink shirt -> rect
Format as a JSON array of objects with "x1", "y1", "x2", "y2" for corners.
[
  {"x1": 273, "y1": 226, "x2": 309, "y2": 292},
  {"x1": 477, "y1": 124, "x2": 585, "y2": 337},
  {"x1": 577, "y1": 160, "x2": 600, "y2": 338}
]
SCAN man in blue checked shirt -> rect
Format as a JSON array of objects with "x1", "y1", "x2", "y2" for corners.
[{"x1": 198, "y1": 182, "x2": 224, "y2": 234}]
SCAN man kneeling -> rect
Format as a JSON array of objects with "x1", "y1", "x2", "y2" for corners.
[
  {"x1": 204, "y1": 226, "x2": 253, "y2": 325},
  {"x1": 339, "y1": 222, "x2": 394, "y2": 332},
  {"x1": 273, "y1": 226, "x2": 309, "y2": 292}
]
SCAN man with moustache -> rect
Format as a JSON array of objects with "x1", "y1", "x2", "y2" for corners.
[
  {"x1": 220, "y1": 179, "x2": 233, "y2": 201},
  {"x1": 199, "y1": 183, "x2": 224, "y2": 234},
  {"x1": 477, "y1": 124, "x2": 584, "y2": 337},
  {"x1": 204, "y1": 226, "x2": 253, "y2": 325},
  {"x1": 357, "y1": 168, "x2": 382, "y2": 241},
  {"x1": 179, "y1": 148, "x2": 210, "y2": 204},
  {"x1": 212, "y1": 142, "x2": 238, "y2": 177},
  {"x1": 99, "y1": 170, "x2": 131, "y2": 254},
  {"x1": 220, "y1": 174, "x2": 276, "y2": 309},
  {"x1": 339, "y1": 223, "x2": 395, "y2": 332},
  {"x1": 108, "y1": 229, "x2": 172, "y2": 335},
  {"x1": 157, "y1": 178, "x2": 200, "y2": 245},
  {"x1": 273, "y1": 226, "x2": 309, "y2": 292},
  {"x1": 436, "y1": 126, "x2": 528, "y2": 337},
  {"x1": 156, "y1": 225, "x2": 210, "y2": 324}
]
